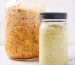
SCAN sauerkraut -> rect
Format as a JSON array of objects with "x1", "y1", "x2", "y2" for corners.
[
  {"x1": 5, "y1": 4, "x2": 44, "y2": 59},
  {"x1": 39, "y1": 25, "x2": 67, "y2": 65}
]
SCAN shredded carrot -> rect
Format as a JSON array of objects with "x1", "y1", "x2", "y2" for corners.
[{"x1": 18, "y1": 9, "x2": 20, "y2": 12}]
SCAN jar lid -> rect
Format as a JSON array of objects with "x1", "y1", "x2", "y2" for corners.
[{"x1": 40, "y1": 12, "x2": 67, "y2": 19}]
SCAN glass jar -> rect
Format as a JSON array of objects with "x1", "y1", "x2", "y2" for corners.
[
  {"x1": 39, "y1": 13, "x2": 67, "y2": 65},
  {"x1": 5, "y1": 0, "x2": 44, "y2": 59}
]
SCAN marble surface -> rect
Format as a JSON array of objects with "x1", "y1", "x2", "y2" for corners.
[{"x1": 0, "y1": 45, "x2": 75, "y2": 65}]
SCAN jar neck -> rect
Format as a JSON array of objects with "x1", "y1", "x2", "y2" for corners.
[
  {"x1": 41, "y1": 19, "x2": 66, "y2": 22},
  {"x1": 41, "y1": 19, "x2": 67, "y2": 27},
  {"x1": 16, "y1": 0, "x2": 42, "y2": 8}
]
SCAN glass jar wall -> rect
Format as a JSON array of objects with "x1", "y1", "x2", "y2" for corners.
[
  {"x1": 39, "y1": 13, "x2": 67, "y2": 65},
  {"x1": 5, "y1": 0, "x2": 44, "y2": 59}
]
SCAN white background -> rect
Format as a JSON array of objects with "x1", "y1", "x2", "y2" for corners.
[
  {"x1": 0, "y1": 0, "x2": 75, "y2": 65},
  {"x1": 0, "y1": 0, "x2": 75, "y2": 45}
]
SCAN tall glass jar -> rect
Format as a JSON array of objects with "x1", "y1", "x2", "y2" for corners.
[
  {"x1": 5, "y1": 0, "x2": 44, "y2": 59},
  {"x1": 39, "y1": 13, "x2": 67, "y2": 65}
]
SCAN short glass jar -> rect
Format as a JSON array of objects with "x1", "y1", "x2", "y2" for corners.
[{"x1": 39, "y1": 13, "x2": 67, "y2": 65}]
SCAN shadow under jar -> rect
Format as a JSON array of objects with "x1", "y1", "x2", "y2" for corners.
[{"x1": 5, "y1": 0, "x2": 44, "y2": 59}]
